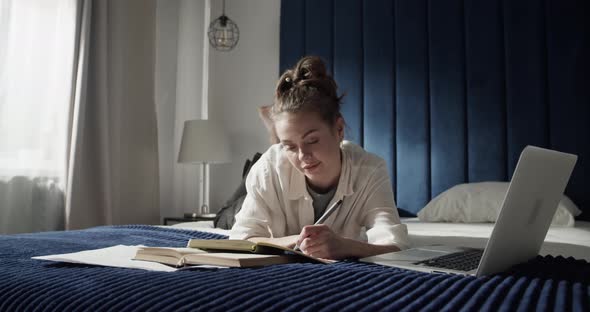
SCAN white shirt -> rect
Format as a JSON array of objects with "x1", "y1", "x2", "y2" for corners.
[{"x1": 230, "y1": 141, "x2": 409, "y2": 249}]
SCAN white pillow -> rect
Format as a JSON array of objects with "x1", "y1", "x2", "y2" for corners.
[{"x1": 418, "y1": 182, "x2": 581, "y2": 227}]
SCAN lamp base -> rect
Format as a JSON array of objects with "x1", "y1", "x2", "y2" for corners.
[{"x1": 184, "y1": 212, "x2": 217, "y2": 220}]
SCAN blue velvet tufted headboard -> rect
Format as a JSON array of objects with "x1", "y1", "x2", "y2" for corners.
[{"x1": 279, "y1": 0, "x2": 589, "y2": 220}]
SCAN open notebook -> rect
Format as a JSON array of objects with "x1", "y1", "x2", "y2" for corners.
[
  {"x1": 32, "y1": 239, "x2": 333, "y2": 272},
  {"x1": 186, "y1": 239, "x2": 333, "y2": 264}
]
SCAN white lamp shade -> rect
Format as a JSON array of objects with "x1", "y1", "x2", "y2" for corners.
[{"x1": 178, "y1": 119, "x2": 231, "y2": 164}]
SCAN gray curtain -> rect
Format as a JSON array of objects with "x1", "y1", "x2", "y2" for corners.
[{"x1": 66, "y1": 0, "x2": 160, "y2": 229}]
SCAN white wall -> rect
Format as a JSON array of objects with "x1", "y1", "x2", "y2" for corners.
[
  {"x1": 208, "y1": 0, "x2": 280, "y2": 211},
  {"x1": 155, "y1": 0, "x2": 280, "y2": 218}
]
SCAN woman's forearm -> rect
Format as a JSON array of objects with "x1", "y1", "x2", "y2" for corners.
[{"x1": 342, "y1": 238, "x2": 400, "y2": 259}]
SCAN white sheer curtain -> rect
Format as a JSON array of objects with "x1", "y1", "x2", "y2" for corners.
[
  {"x1": 0, "y1": 0, "x2": 79, "y2": 233},
  {"x1": 2, "y1": 0, "x2": 164, "y2": 233}
]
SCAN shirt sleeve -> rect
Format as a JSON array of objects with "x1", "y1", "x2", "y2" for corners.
[
  {"x1": 229, "y1": 157, "x2": 274, "y2": 240},
  {"x1": 362, "y1": 161, "x2": 410, "y2": 250}
]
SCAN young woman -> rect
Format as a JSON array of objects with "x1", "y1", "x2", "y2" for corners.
[{"x1": 230, "y1": 56, "x2": 408, "y2": 260}]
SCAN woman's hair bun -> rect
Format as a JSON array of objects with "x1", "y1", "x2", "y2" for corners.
[
  {"x1": 273, "y1": 56, "x2": 343, "y2": 124},
  {"x1": 293, "y1": 56, "x2": 327, "y2": 82},
  {"x1": 276, "y1": 56, "x2": 332, "y2": 98}
]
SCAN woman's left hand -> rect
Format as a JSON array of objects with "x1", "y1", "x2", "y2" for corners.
[{"x1": 296, "y1": 224, "x2": 353, "y2": 260}]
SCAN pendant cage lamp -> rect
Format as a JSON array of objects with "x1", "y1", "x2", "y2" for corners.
[{"x1": 208, "y1": 0, "x2": 239, "y2": 51}]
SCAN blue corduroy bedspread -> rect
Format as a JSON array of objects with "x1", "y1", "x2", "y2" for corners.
[{"x1": 0, "y1": 225, "x2": 588, "y2": 312}]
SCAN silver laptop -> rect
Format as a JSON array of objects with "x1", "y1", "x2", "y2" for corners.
[{"x1": 361, "y1": 146, "x2": 577, "y2": 277}]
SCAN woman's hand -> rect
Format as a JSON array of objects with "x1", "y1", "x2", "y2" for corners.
[
  {"x1": 296, "y1": 224, "x2": 352, "y2": 260},
  {"x1": 296, "y1": 225, "x2": 402, "y2": 260}
]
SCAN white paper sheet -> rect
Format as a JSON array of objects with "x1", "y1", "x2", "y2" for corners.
[{"x1": 32, "y1": 245, "x2": 224, "y2": 272}]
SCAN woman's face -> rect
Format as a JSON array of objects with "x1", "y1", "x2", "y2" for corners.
[{"x1": 274, "y1": 111, "x2": 344, "y2": 191}]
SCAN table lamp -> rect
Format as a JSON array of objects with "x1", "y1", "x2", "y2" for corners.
[{"x1": 178, "y1": 119, "x2": 230, "y2": 218}]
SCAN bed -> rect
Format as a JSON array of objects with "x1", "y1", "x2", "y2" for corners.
[
  {"x1": 2, "y1": 0, "x2": 589, "y2": 310},
  {"x1": 1, "y1": 224, "x2": 589, "y2": 311}
]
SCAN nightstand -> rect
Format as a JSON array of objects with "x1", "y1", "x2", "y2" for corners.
[{"x1": 163, "y1": 214, "x2": 216, "y2": 226}]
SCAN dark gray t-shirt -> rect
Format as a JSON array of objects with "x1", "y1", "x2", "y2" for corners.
[{"x1": 306, "y1": 183, "x2": 337, "y2": 222}]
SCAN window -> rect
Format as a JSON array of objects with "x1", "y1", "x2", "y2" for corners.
[{"x1": 0, "y1": 0, "x2": 77, "y2": 183}]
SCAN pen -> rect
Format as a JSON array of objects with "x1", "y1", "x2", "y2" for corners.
[{"x1": 293, "y1": 199, "x2": 343, "y2": 252}]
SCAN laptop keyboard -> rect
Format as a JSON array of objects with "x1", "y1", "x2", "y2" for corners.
[{"x1": 414, "y1": 249, "x2": 483, "y2": 272}]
